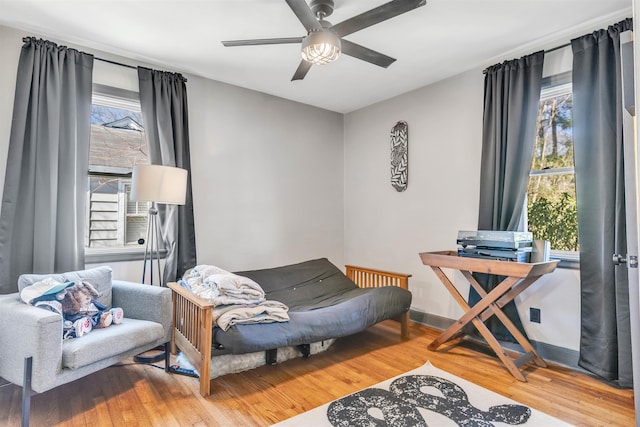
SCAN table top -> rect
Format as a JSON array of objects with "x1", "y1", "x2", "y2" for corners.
[{"x1": 419, "y1": 250, "x2": 559, "y2": 278}]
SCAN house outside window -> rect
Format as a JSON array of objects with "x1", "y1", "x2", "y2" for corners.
[
  {"x1": 525, "y1": 73, "x2": 578, "y2": 261},
  {"x1": 86, "y1": 85, "x2": 150, "y2": 259}
]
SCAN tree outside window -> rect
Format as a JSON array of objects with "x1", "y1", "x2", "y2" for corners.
[{"x1": 526, "y1": 81, "x2": 578, "y2": 253}]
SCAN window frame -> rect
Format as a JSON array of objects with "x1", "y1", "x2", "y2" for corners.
[
  {"x1": 85, "y1": 84, "x2": 166, "y2": 264},
  {"x1": 526, "y1": 72, "x2": 579, "y2": 268}
]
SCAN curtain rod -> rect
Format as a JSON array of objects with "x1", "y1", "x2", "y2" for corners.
[
  {"x1": 483, "y1": 42, "x2": 572, "y2": 74},
  {"x1": 545, "y1": 42, "x2": 571, "y2": 55},
  {"x1": 21, "y1": 38, "x2": 139, "y2": 70},
  {"x1": 95, "y1": 56, "x2": 138, "y2": 70},
  {"x1": 94, "y1": 56, "x2": 187, "y2": 81}
]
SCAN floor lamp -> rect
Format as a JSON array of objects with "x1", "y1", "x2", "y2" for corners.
[
  {"x1": 130, "y1": 164, "x2": 188, "y2": 286},
  {"x1": 130, "y1": 164, "x2": 187, "y2": 364}
]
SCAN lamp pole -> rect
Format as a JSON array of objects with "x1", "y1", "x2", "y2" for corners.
[{"x1": 141, "y1": 203, "x2": 163, "y2": 286}]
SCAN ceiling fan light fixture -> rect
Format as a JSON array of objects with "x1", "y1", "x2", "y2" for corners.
[{"x1": 301, "y1": 30, "x2": 341, "y2": 65}]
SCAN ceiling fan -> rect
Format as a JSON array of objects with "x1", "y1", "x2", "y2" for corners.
[{"x1": 221, "y1": 0, "x2": 426, "y2": 81}]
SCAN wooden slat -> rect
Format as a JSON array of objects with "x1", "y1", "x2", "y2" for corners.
[
  {"x1": 90, "y1": 211, "x2": 118, "y2": 221},
  {"x1": 89, "y1": 230, "x2": 118, "y2": 240},
  {"x1": 90, "y1": 202, "x2": 118, "y2": 212},
  {"x1": 345, "y1": 264, "x2": 411, "y2": 339},
  {"x1": 345, "y1": 265, "x2": 411, "y2": 290},
  {"x1": 168, "y1": 282, "x2": 214, "y2": 397},
  {"x1": 90, "y1": 221, "x2": 118, "y2": 230},
  {"x1": 91, "y1": 193, "x2": 118, "y2": 202}
]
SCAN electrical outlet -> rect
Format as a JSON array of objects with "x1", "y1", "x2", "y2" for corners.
[{"x1": 530, "y1": 307, "x2": 541, "y2": 323}]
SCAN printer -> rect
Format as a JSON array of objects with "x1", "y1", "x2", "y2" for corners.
[{"x1": 457, "y1": 230, "x2": 533, "y2": 262}]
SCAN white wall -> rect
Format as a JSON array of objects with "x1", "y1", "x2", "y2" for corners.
[
  {"x1": 0, "y1": 25, "x2": 20, "y2": 201},
  {"x1": 344, "y1": 70, "x2": 483, "y2": 318},
  {"x1": 0, "y1": 24, "x2": 345, "y2": 283},
  {"x1": 343, "y1": 68, "x2": 581, "y2": 351},
  {"x1": 187, "y1": 77, "x2": 344, "y2": 272}
]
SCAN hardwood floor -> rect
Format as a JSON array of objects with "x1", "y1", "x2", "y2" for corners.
[{"x1": 0, "y1": 321, "x2": 634, "y2": 426}]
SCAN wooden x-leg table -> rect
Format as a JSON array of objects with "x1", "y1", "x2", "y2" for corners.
[{"x1": 419, "y1": 250, "x2": 558, "y2": 381}]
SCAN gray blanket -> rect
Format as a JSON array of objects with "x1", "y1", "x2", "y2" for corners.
[{"x1": 211, "y1": 258, "x2": 412, "y2": 355}]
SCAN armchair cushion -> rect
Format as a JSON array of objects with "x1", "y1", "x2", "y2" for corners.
[
  {"x1": 62, "y1": 318, "x2": 164, "y2": 369},
  {"x1": 18, "y1": 266, "x2": 113, "y2": 307}
]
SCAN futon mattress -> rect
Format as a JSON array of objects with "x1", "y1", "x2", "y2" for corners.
[{"x1": 210, "y1": 258, "x2": 411, "y2": 355}]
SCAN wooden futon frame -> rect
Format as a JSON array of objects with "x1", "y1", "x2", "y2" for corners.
[{"x1": 168, "y1": 265, "x2": 411, "y2": 397}]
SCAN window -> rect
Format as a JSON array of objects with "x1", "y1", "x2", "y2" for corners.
[
  {"x1": 526, "y1": 73, "x2": 578, "y2": 259},
  {"x1": 86, "y1": 85, "x2": 149, "y2": 258}
]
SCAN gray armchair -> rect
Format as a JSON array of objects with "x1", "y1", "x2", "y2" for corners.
[{"x1": 0, "y1": 268, "x2": 172, "y2": 427}]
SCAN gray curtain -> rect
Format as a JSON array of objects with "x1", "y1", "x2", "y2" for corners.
[
  {"x1": 572, "y1": 18, "x2": 633, "y2": 387},
  {"x1": 470, "y1": 51, "x2": 544, "y2": 341},
  {"x1": 138, "y1": 67, "x2": 197, "y2": 285},
  {"x1": 0, "y1": 38, "x2": 93, "y2": 294}
]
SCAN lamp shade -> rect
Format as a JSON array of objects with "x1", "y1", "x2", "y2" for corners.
[
  {"x1": 131, "y1": 165, "x2": 188, "y2": 205},
  {"x1": 301, "y1": 30, "x2": 341, "y2": 65}
]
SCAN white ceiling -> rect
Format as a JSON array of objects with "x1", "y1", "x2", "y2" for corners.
[{"x1": 0, "y1": 0, "x2": 632, "y2": 113}]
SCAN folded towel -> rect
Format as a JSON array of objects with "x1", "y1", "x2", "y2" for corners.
[
  {"x1": 184, "y1": 265, "x2": 266, "y2": 306},
  {"x1": 190, "y1": 264, "x2": 229, "y2": 277},
  {"x1": 205, "y1": 273, "x2": 265, "y2": 306},
  {"x1": 214, "y1": 300, "x2": 290, "y2": 331}
]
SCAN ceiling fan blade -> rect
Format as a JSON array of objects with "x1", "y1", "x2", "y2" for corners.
[
  {"x1": 222, "y1": 37, "x2": 304, "y2": 47},
  {"x1": 340, "y1": 39, "x2": 396, "y2": 68},
  {"x1": 285, "y1": 0, "x2": 323, "y2": 32},
  {"x1": 331, "y1": 0, "x2": 426, "y2": 38},
  {"x1": 291, "y1": 60, "x2": 313, "y2": 81}
]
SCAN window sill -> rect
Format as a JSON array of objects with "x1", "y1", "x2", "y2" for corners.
[
  {"x1": 550, "y1": 250, "x2": 579, "y2": 270},
  {"x1": 85, "y1": 246, "x2": 167, "y2": 264}
]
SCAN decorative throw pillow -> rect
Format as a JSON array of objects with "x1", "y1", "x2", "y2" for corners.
[{"x1": 18, "y1": 266, "x2": 113, "y2": 308}]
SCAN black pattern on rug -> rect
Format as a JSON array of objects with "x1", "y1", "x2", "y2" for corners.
[{"x1": 327, "y1": 374, "x2": 531, "y2": 426}]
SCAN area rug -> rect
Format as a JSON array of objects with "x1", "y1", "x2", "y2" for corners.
[{"x1": 272, "y1": 361, "x2": 572, "y2": 426}]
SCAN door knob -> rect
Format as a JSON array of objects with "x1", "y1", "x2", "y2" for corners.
[
  {"x1": 613, "y1": 254, "x2": 639, "y2": 267},
  {"x1": 613, "y1": 254, "x2": 627, "y2": 265}
]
